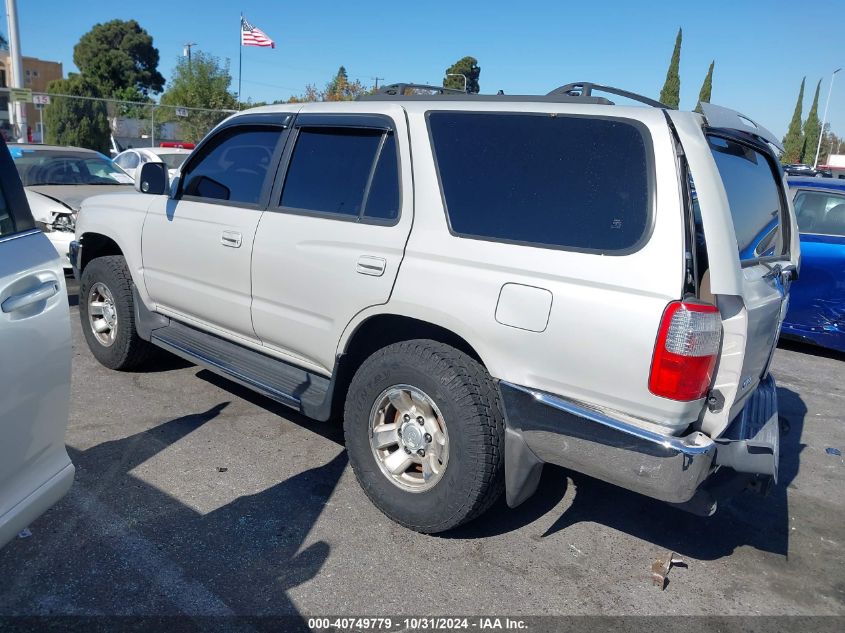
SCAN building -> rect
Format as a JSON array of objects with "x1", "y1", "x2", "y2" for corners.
[{"x1": 0, "y1": 53, "x2": 63, "y2": 142}]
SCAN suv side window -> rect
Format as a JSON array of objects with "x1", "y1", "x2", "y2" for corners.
[
  {"x1": 428, "y1": 112, "x2": 651, "y2": 252},
  {"x1": 280, "y1": 127, "x2": 400, "y2": 222},
  {"x1": 117, "y1": 152, "x2": 139, "y2": 170},
  {"x1": 181, "y1": 127, "x2": 282, "y2": 205}
]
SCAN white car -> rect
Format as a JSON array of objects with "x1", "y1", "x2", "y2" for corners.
[
  {"x1": 72, "y1": 83, "x2": 799, "y2": 532},
  {"x1": 0, "y1": 138, "x2": 74, "y2": 549},
  {"x1": 9, "y1": 144, "x2": 133, "y2": 268},
  {"x1": 113, "y1": 147, "x2": 192, "y2": 182}
]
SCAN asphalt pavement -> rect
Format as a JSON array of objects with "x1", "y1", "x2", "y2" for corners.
[{"x1": 1, "y1": 277, "x2": 843, "y2": 621}]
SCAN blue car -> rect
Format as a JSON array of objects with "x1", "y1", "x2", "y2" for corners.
[{"x1": 782, "y1": 177, "x2": 845, "y2": 352}]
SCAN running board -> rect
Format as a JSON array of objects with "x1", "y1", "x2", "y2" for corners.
[{"x1": 149, "y1": 321, "x2": 331, "y2": 416}]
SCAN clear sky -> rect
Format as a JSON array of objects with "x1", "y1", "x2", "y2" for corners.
[{"x1": 8, "y1": 0, "x2": 845, "y2": 139}]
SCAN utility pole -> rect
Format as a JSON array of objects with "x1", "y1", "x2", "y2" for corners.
[
  {"x1": 814, "y1": 67, "x2": 841, "y2": 169},
  {"x1": 183, "y1": 42, "x2": 197, "y2": 72},
  {"x1": 5, "y1": 0, "x2": 27, "y2": 142},
  {"x1": 371, "y1": 76, "x2": 384, "y2": 90}
]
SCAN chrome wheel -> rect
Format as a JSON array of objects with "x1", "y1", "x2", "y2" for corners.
[
  {"x1": 369, "y1": 384, "x2": 450, "y2": 492},
  {"x1": 87, "y1": 282, "x2": 118, "y2": 347}
]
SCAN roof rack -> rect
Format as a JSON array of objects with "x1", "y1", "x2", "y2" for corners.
[
  {"x1": 547, "y1": 82, "x2": 673, "y2": 109},
  {"x1": 374, "y1": 83, "x2": 467, "y2": 96}
]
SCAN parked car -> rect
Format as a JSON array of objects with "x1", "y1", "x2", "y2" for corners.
[
  {"x1": 71, "y1": 83, "x2": 798, "y2": 532},
  {"x1": 0, "y1": 137, "x2": 74, "y2": 549},
  {"x1": 782, "y1": 177, "x2": 845, "y2": 352},
  {"x1": 8, "y1": 144, "x2": 133, "y2": 268},
  {"x1": 783, "y1": 163, "x2": 818, "y2": 177},
  {"x1": 113, "y1": 147, "x2": 192, "y2": 182}
]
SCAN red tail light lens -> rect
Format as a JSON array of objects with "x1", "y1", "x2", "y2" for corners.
[{"x1": 649, "y1": 301, "x2": 722, "y2": 401}]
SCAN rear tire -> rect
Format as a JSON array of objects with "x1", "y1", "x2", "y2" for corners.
[
  {"x1": 344, "y1": 340, "x2": 504, "y2": 533},
  {"x1": 79, "y1": 255, "x2": 153, "y2": 370}
]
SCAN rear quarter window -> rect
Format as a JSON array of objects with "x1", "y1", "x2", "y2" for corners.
[{"x1": 427, "y1": 112, "x2": 652, "y2": 253}]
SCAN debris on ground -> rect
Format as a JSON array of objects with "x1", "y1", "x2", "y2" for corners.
[
  {"x1": 651, "y1": 551, "x2": 686, "y2": 590},
  {"x1": 17, "y1": 528, "x2": 32, "y2": 539},
  {"x1": 217, "y1": 467, "x2": 228, "y2": 473},
  {"x1": 568, "y1": 544, "x2": 583, "y2": 557},
  {"x1": 825, "y1": 447, "x2": 842, "y2": 456}
]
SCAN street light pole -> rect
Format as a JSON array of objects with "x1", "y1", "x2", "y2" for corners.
[
  {"x1": 183, "y1": 42, "x2": 197, "y2": 72},
  {"x1": 5, "y1": 0, "x2": 27, "y2": 142},
  {"x1": 446, "y1": 73, "x2": 468, "y2": 92},
  {"x1": 814, "y1": 67, "x2": 842, "y2": 169}
]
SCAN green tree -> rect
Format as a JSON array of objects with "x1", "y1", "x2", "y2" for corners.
[
  {"x1": 801, "y1": 79, "x2": 822, "y2": 166},
  {"x1": 694, "y1": 60, "x2": 714, "y2": 114},
  {"x1": 443, "y1": 56, "x2": 481, "y2": 93},
  {"x1": 73, "y1": 19, "x2": 165, "y2": 97},
  {"x1": 160, "y1": 51, "x2": 237, "y2": 143},
  {"x1": 658, "y1": 28, "x2": 682, "y2": 108},
  {"x1": 43, "y1": 75, "x2": 111, "y2": 153},
  {"x1": 322, "y1": 66, "x2": 367, "y2": 101},
  {"x1": 782, "y1": 77, "x2": 806, "y2": 164}
]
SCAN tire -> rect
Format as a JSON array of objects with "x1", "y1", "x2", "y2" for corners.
[
  {"x1": 344, "y1": 339, "x2": 504, "y2": 533},
  {"x1": 79, "y1": 255, "x2": 153, "y2": 370}
]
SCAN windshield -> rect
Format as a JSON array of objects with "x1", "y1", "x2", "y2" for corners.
[
  {"x1": 159, "y1": 153, "x2": 189, "y2": 170},
  {"x1": 9, "y1": 147, "x2": 133, "y2": 186}
]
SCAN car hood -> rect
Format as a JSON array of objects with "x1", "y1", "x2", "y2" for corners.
[{"x1": 26, "y1": 184, "x2": 132, "y2": 212}]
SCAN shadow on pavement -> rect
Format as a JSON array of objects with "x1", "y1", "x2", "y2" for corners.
[{"x1": 1, "y1": 401, "x2": 346, "y2": 628}]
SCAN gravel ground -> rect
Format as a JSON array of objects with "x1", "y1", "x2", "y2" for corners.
[{"x1": 1, "y1": 277, "x2": 843, "y2": 622}]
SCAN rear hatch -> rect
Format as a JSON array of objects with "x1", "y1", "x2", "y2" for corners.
[{"x1": 668, "y1": 109, "x2": 800, "y2": 437}]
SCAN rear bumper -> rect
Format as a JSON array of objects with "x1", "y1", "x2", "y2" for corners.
[{"x1": 499, "y1": 375, "x2": 779, "y2": 508}]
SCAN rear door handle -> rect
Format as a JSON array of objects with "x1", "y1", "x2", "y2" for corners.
[
  {"x1": 221, "y1": 231, "x2": 242, "y2": 248},
  {"x1": 2, "y1": 280, "x2": 60, "y2": 313},
  {"x1": 356, "y1": 256, "x2": 386, "y2": 277}
]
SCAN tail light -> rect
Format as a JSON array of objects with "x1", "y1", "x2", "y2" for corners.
[{"x1": 649, "y1": 301, "x2": 722, "y2": 401}]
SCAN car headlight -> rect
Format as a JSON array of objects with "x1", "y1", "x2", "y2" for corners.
[{"x1": 53, "y1": 213, "x2": 76, "y2": 232}]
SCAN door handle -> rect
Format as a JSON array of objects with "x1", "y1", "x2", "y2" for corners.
[
  {"x1": 221, "y1": 231, "x2": 242, "y2": 248},
  {"x1": 2, "y1": 280, "x2": 60, "y2": 313},
  {"x1": 356, "y1": 256, "x2": 386, "y2": 277}
]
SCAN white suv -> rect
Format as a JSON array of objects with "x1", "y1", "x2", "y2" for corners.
[{"x1": 70, "y1": 82, "x2": 799, "y2": 533}]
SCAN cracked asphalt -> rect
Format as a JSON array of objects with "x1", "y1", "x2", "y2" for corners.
[{"x1": 1, "y1": 277, "x2": 843, "y2": 620}]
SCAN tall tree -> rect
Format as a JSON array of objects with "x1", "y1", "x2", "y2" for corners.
[
  {"x1": 658, "y1": 28, "x2": 682, "y2": 108},
  {"x1": 323, "y1": 66, "x2": 367, "y2": 101},
  {"x1": 444, "y1": 56, "x2": 481, "y2": 93},
  {"x1": 801, "y1": 79, "x2": 822, "y2": 166},
  {"x1": 160, "y1": 51, "x2": 237, "y2": 143},
  {"x1": 694, "y1": 60, "x2": 714, "y2": 114},
  {"x1": 73, "y1": 19, "x2": 165, "y2": 97},
  {"x1": 43, "y1": 75, "x2": 111, "y2": 153},
  {"x1": 782, "y1": 77, "x2": 806, "y2": 164}
]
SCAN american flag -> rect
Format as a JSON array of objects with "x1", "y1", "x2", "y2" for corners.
[{"x1": 241, "y1": 16, "x2": 275, "y2": 48}]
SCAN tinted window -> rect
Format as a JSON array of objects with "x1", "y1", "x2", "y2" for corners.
[
  {"x1": 363, "y1": 134, "x2": 399, "y2": 220},
  {"x1": 281, "y1": 128, "x2": 378, "y2": 216},
  {"x1": 182, "y1": 128, "x2": 280, "y2": 204},
  {"x1": 428, "y1": 112, "x2": 650, "y2": 251},
  {"x1": 793, "y1": 190, "x2": 845, "y2": 236},
  {"x1": 0, "y1": 184, "x2": 12, "y2": 237},
  {"x1": 709, "y1": 136, "x2": 787, "y2": 261},
  {"x1": 10, "y1": 148, "x2": 131, "y2": 186}
]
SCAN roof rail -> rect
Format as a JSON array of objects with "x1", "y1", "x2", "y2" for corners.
[
  {"x1": 548, "y1": 82, "x2": 673, "y2": 109},
  {"x1": 375, "y1": 83, "x2": 467, "y2": 96}
]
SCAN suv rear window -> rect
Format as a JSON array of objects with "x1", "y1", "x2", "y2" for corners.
[
  {"x1": 708, "y1": 135, "x2": 787, "y2": 261},
  {"x1": 428, "y1": 112, "x2": 651, "y2": 252}
]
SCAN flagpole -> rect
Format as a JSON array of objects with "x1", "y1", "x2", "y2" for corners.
[{"x1": 238, "y1": 12, "x2": 243, "y2": 109}]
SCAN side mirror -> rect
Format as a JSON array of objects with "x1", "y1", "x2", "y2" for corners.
[{"x1": 135, "y1": 162, "x2": 169, "y2": 195}]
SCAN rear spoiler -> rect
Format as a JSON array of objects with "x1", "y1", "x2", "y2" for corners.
[{"x1": 699, "y1": 103, "x2": 784, "y2": 153}]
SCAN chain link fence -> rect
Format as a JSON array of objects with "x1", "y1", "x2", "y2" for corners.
[{"x1": 0, "y1": 88, "x2": 236, "y2": 154}]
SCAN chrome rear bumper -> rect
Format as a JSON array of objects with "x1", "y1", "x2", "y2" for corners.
[{"x1": 499, "y1": 375, "x2": 779, "y2": 509}]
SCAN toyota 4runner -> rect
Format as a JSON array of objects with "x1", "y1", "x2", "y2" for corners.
[{"x1": 70, "y1": 82, "x2": 799, "y2": 533}]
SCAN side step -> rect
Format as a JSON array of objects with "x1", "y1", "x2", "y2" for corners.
[{"x1": 150, "y1": 321, "x2": 331, "y2": 417}]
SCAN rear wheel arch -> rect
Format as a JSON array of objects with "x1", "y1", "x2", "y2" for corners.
[{"x1": 325, "y1": 313, "x2": 489, "y2": 422}]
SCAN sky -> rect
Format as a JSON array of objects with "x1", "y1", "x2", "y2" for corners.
[{"x1": 6, "y1": 0, "x2": 844, "y2": 139}]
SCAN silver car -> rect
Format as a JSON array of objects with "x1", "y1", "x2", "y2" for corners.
[{"x1": 0, "y1": 138, "x2": 73, "y2": 548}]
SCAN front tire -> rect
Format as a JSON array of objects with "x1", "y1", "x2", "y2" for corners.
[
  {"x1": 344, "y1": 340, "x2": 505, "y2": 533},
  {"x1": 79, "y1": 255, "x2": 153, "y2": 370}
]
